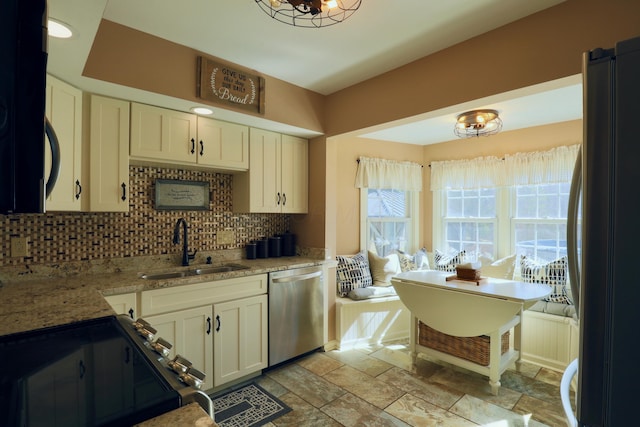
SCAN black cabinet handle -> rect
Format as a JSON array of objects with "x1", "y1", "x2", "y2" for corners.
[
  {"x1": 282, "y1": 193, "x2": 286, "y2": 206},
  {"x1": 128, "y1": 308, "x2": 134, "y2": 319},
  {"x1": 79, "y1": 360, "x2": 86, "y2": 379},
  {"x1": 191, "y1": 138, "x2": 195, "y2": 154},
  {"x1": 215, "y1": 315, "x2": 221, "y2": 332},
  {"x1": 200, "y1": 140, "x2": 204, "y2": 156},
  {"x1": 75, "y1": 180, "x2": 82, "y2": 200},
  {"x1": 124, "y1": 346, "x2": 130, "y2": 364},
  {"x1": 121, "y1": 182, "x2": 126, "y2": 201},
  {"x1": 206, "y1": 316, "x2": 212, "y2": 335},
  {"x1": 277, "y1": 192, "x2": 281, "y2": 205}
]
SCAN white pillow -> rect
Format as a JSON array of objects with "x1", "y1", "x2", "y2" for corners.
[
  {"x1": 368, "y1": 251, "x2": 401, "y2": 286},
  {"x1": 397, "y1": 248, "x2": 430, "y2": 272},
  {"x1": 520, "y1": 256, "x2": 571, "y2": 304},
  {"x1": 479, "y1": 254, "x2": 516, "y2": 280}
]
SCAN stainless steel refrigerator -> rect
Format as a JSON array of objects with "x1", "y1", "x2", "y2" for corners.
[{"x1": 566, "y1": 35, "x2": 640, "y2": 426}]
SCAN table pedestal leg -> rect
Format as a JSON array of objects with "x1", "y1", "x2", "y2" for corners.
[{"x1": 410, "y1": 316, "x2": 417, "y2": 366}]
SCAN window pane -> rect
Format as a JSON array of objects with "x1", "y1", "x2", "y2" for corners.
[
  {"x1": 367, "y1": 189, "x2": 407, "y2": 218},
  {"x1": 366, "y1": 189, "x2": 411, "y2": 257}
]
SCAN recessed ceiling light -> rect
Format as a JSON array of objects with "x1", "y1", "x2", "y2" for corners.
[
  {"x1": 191, "y1": 107, "x2": 213, "y2": 115},
  {"x1": 48, "y1": 19, "x2": 73, "y2": 39}
]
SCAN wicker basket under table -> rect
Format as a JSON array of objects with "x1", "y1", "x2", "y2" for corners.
[{"x1": 418, "y1": 321, "x2": 509, "y2": 366}]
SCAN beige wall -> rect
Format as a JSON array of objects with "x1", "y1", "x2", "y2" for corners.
[
  {"x1": 83, "y1": 20, "x2": 326, "y2": 133},
  {"x1": 333, "y1": 138, "x2": 426, "y2": 255},
  {"x1": 324, "y1": 0, "x2": 640, "y2": 137}
]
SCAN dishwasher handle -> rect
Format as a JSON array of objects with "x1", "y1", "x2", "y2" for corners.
[{"x1": 271, "y1": 271, "x2": 322, "y2": 283}]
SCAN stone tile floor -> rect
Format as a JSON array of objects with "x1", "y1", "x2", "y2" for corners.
[{"x1": 256, "y1": 340, "x2": 571, "y2": 426}]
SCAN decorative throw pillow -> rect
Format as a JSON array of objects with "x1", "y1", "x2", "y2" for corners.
[
  {"x1": 336, "y1": 252, "x2": 373, "y2": 297},
  {"x1": 397, "y1": 248, "x2": 430, "y2": 272},
  {"x1": 368, "y1": 251, "x2": 401, "y2": 286},
  {"x1": 520, "y1": 256, "x2": 571, "y2": 304},
  {"x1": 434, "y1": 249, "x2": 465, "y2": 273},
  {"x1": 479, "y1": 254, "x2": 517, "y2": 280}
]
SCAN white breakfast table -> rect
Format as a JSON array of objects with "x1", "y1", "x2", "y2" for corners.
[{"x1": 391, "y1": 270, "x2": 551, "y2": 395}]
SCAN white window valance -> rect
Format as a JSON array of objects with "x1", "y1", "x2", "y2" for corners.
[
  {"x1": 504, "y1": 144, "x2": 580, "y2": 185},
  {"x1": 430, "y1": 156, "x2": 506, "y2": 190},
  {"x1": 355, "y1": 156, "x2": 423, "y2": 191},
  {"x1": 430, "y1": 144, "x2": 580, "y2": 190}
]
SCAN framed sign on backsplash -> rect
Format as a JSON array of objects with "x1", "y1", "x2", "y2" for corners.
[{"x1": 155, "y1": 179, "x2": 210, "y2": 210}]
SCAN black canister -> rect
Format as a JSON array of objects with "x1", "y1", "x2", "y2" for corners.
[
  {"x1": 245, "y1": 243, "x2": 257, "y2": 260},
  {"x1": 256, "y1": 239, "x2": 269, "y2": 258},
  {"x1": 268, "y1": 236, "x2": 281, "y2": 257},
  {"x1": 281, "y1": 232, "x2": 296, "y2": 256}
]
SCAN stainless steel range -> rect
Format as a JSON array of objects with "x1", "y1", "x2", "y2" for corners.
[{"x1": 0, "y1": 315, "x2": 213, "y2": 426}]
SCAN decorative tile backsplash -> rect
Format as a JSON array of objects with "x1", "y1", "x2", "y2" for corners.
[{"x1": 0, "y1": 166, "x2": 290, "y2": 267}]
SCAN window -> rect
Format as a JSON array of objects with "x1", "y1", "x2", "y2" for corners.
[
  {"x1": 443, "y1": 188, "x2": 497, "y2": 258},
  {"x1": 363, "y1": 189, "x2": 415, "y2": 256},
  {"x1": 355, "y1": 156, "x2": 423, "y2": 256},
  {"x1": 431, "y1": 145, "x2": 580, "y2": 263}
]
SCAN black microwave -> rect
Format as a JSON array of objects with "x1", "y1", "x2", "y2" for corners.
[{"x1": 0, "y1": 0, "x2": 59, "y2": 214}]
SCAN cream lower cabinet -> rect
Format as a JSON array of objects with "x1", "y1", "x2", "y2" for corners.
[
  {"x1": 213, "y1": 294, "x2": 268, "y2": 386},
  {"x1": 140, "y1": 274, "x2": 268, "y2": 389},
  {"x1": 144, "y1": 306, "x2": 214, "y2": 390},
  {"x1": 103, "y1": 293, "x2": 138, "y2": 319}
]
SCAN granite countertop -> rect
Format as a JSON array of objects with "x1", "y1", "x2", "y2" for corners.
[
  {"x1": 0, "y1": 252, "x2": 328, "y2": 427},
  {"x1": 0, "y1": 252, "x2": 327, "y2": 337}
]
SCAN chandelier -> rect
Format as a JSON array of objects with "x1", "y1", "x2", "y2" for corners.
[
  {"x1": 454, "y1": 109, "x2": 503, "y2": 138},
  {"x1": 254, "y1": 0, "x2": 362, "y2": 28}
]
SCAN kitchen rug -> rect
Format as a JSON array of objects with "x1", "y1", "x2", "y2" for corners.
[{"x1": 211, "y1": 382, "x2": 291, "y2": 427}]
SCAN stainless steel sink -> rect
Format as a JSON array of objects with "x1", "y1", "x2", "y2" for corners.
[
  {"x1": 195, "y1": 263, "x2": 249, "y2": 275},
  {"x1": 140, "y1": 263, "x2": 249, "y2": 280},
  {"x1": 139, "y1": 270, "x2": 199, "y2": 280}
]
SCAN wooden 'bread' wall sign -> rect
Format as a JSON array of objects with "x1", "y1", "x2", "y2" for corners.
[{"x1": 197, "y1": 57, "x2": 265, "y2": 114}]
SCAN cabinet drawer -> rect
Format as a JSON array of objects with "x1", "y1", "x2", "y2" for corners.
[{"x1": 141, "y1": 274, "x2": 267, "y2": 316}]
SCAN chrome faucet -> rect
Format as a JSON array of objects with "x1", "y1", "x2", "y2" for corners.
[{"x1": 173, "y1": 218, "x2": 197, "y2": 266}]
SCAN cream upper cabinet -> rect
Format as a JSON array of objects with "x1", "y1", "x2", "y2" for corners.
[
  {"x1": 130, "y1": 103, "x2": 196, "y2": 164},
  {"x1": 280, "y1": 134, "x2": 308, "y2": 214},
  {"x1": 130, "y1": 103, "x2": 248, "y2": 171},
  {"x1": 213, "y1": 294, "x2": 268, "y2": 387},
  {"x1": 86, "y1": 95, "x2": 130, "y2": 212},
  {"x1": 196, "y1": 117, "x2": 248, "y2": 170},
  {"x1": 233, "y1": 128, "x2": 308, "y2": 213},
  {"x1": 45, "y1": 75, "x2": 83, "y2": 211}
]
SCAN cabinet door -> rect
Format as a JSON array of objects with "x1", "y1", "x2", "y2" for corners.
[
  {"x1": 213, "y1": 294, "x2": 268, "y2": 387},
  {"x1": 88, "y1": 96, "x2": 130, "y2": 212},
  {"x1": 45, "y1": 75, "x2": 83, "y2": 211},
  {"x1": 249, "y1": 128, "x2": 281, "y2": 213},
  {"x1": 280, "y1": 134, "x2": 308, "y2": 213},
  {"x1": 104, "y1": 293, "x2": 137, "y2": 319},
  {"x1": 145, "y1": 306, "x2": 214, "y2": 390},
  {"x1": 130, "y1": 103, "x2": 196, "y2": 164},
  {"x1": 197, "y1": 118, "x2": 248, "y2": 170}
]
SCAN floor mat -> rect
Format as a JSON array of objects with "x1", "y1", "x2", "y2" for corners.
[{"x1": 211, "y1": 382, "x2": 291, "y2": 427}]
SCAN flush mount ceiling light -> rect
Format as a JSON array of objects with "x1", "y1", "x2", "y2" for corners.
[
  {"x1": 254, "y1": 0, "x2": 362, "y2": 28},
  {"x1": 48, "y1": 18, "x2": 73, "y2": 39},
  {"x1": 454, "y1": 109, "x2": 503, "y2": 138}
]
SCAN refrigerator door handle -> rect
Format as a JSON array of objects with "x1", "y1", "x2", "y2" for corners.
[{"x1": 567, "y1": 147, "x2": 582, "y2": 314}]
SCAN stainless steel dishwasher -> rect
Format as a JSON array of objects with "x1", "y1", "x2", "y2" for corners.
[{"x1": 269, "y1": 265, "x2": 324, "y2": 366}]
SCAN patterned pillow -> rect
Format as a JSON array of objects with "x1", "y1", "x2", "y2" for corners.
[
  {"x1": 434, "y1": 249, "x2": 465, "y2": 273},
  {"x1": 336, "y1": 252, "x2": 373, "y2": 297},
  {"x1": 520, "y1": 256, "x2": 571, "y2": 304},
  {"x1": 397, "y1": 248, "x2": 430, "y2": 272}
]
